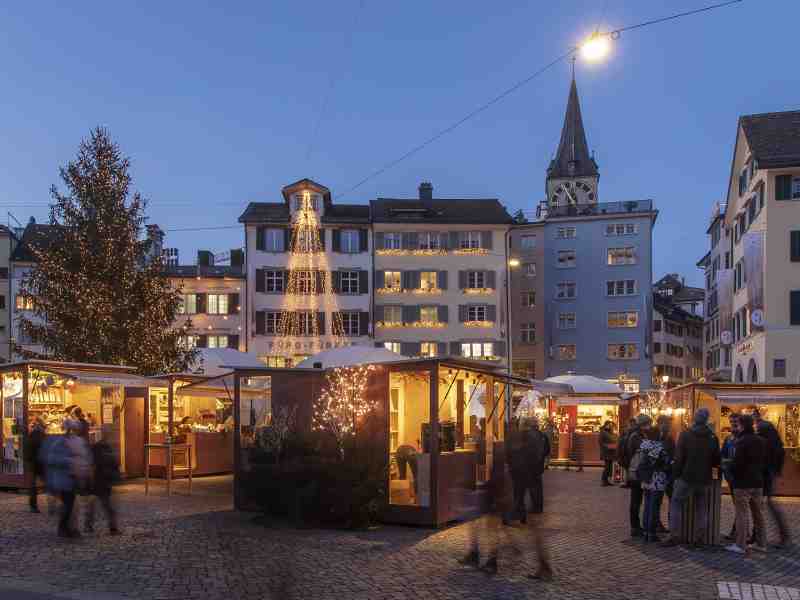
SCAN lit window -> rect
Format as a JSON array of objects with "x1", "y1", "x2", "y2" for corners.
[
  {"x1": 340, "y1": 229, "x2": 360, "y2": 253},
  {"x1": 607, "y1": 247, "x2": 637, "y2": 266},
  {"x1": 420, "y1": 306, "x2": 439, "y2": 324},
  {"x1": 266, "y1": 270, "x2": 284, "y2": 293},
  {"x1": 467, "y1": 305, "x2": 488, "y2": 321},
  {"x1": 521, "y1": 291, "x2": 536, "y2": 307},
  {"x1": 557, "y1": 344, "x2": 576, "y2": 360},
  {"x1": 467, "y1": 271, "x2": 486, "y2": 289},
  {"x1": 207, "y1": 335, "x2": 229, "y2": 349},
  {"x1": 557, "y1": 250, "x2": 576, "y2": 268},
  {"x1": 557, "y1": 312, "x2": 576, "y2": 329},
  {"x1": 521, "y1": 323, "x2": 536, "y2": 343},
  {"x1": 384, "y1": 341, "x2": 401, "y2": 353},
  {"x1": 555, "y1": 282, "x2": 576, "y2": 299},
  {"x1": 340, "y1": 271, "x2": 359, "y2": 294},
  {"x1": 298, "y1": 311, "x2": 315, "y2": 336},
  {"x1": 297, "y1": 271, "x2": 313, "y2": 295},
  {"x1": 15, "y1": 295, "x2": 35, "y2": 311},
  {"x1": 608, "y1": 311, "x2": 639, "y2": 328},
  {"x1": 462, "y1": 342, "x2": 494, "y2": 359},
  {"x1": 606, "y1": 279, "x2": 637, "y2": 296},
  {"x1": 179, "y1": 335, "x2": 199, "y2": 349},
  {"x1": 608, "y1": 344, "x2": 639, "y2": 360},
  {"x1": 207, "y1": 294, "x2": 229, "y2": 315},
  {"x1": 420, "y1": 271, "x2": 438, "y2": 291},
  {"x1": 340, "y1": 312, "x2": 360, "y2": 336},
  {"x1": 265, "y1": 228, "x2": 284, "y2": 252},
  {"x1": 178, "y1": 294, "x2": 197, "y2": 315},
  {"x1": 520, "y1": 235, "x2": 536, "y2": 250},
  {"x1": 420, "y1": 342, "x2": 437, "y2": 357},
  {"x1": 383, "y1": 306, "x2": 402, "y2": 323},
  {"x1": 383, "y1": 271, "x2": 401, "y2": 290},
  {"x1": 524, "y1": 263, "x2": 537, "y2": 277},
  {"x1": 459, "y1": 231, "x2": 482, "y2": 249},
  {"x1": 383, "y1": 233, "x2": 402, "y2": 250}
]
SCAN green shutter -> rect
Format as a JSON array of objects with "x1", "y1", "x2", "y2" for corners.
[{"x1": 776, "y1": 175, "x2": 792, "y2": 201}]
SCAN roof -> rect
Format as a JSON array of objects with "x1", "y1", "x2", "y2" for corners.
[
  {"x1": 544, "y1": 374, "x2": 622, "y2": 395},
  {"x1": 547, "y1": 77, "x2": 598, "y2": 180},
  {"x1": 237, "y1": 201, "x2": 369, "y2": 224},
  {"x1": 653, "y1": 274, "x2": 704, "y2": 307},
  {"x1": 10, "y1": 223, "x2": 65, "y2": 262},
  {"x1": 295, "y1": 345, "x2": 408, "y2": 369},
  {"x1": 740, "y1": 110, "x2": 800, "y2": 169},
  {"x1": 653, "y1": 293, "x2": 704, "y2": 324},
  {"x1": 371, "y1": 198, "x2": 512, "y2": 224},
  {"x1": 190, "y1": 348, "x2": 264, "y2": 377},
  {"x1": 166, "y1": 265, "x2": 245, "y2": 279},
  {"x1": 322, "y1": 203, "x2": 370, "y2": 223}
]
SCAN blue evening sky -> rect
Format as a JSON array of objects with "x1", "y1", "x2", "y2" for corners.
[{"x1": 1, "y1": 1, "x2": 797, "y2": 285}]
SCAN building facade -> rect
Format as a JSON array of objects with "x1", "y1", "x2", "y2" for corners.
[
  {"x1": 240, "y1": 179, "x2": 372, "y2": 367},
  {"x1": 0, "y1": 226, "x2": 16, "y2": 361},
  {"x1": 652, "y1": 274, "x2": 704, "y2": 386},
  {"x1": 509, "y1": 77, "x2": 656, "y2": 391},
  {"x1": 371, "y1": 182, "x2": 511, "y2": 364},
  {"x1": 508, "y1": 222, "x2": 545, "y2": 379},
  {"x1": 701, "y1": 110, "x2": 800, "y2": 384}
]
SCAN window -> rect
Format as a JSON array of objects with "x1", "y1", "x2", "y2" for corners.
[
  {"x1": 521, "y1": 323, "x2": 536, "y2": 343},
  {"x1": 340, "y1": 271, "x2": 359, "y2": 294},
  {"x1": 556, "y1": 227, "x2": 576, "y2": 239},
  {"x1": 180, "y1": 335, "x2": 199, "y2": 349},
  {"x1": 266, "y1": 311, "x2": 281, "y2": 334},
  {"x1": 383, "y1": 305, "x2": 402, "y2": 324},
  {"x1": 513, "y1": 360, "x2": 536, "y2": 379},
  {"x1": 775, "y1": 175, "x2": 800, "y2": 201},
  {"x1": 0, "y1": 267, "x2": 7, "y2": 279},
  {"x1": 556, "y1": 344, "x2": 576, "y2": 360},
  {"x1": 605, "y1": 223, "x2": 637, "y2": 236},
  {"x1": 791, "y1": 291, "x2": 800, "y2": 326},
  {"x1": 297, "y1": 270, "x2": 313, "y2": 295},
  {"x1": 555, "y1": 282, "x2": 576, "y2": 299},
  {"x1": 653, "y1": 342, "x2": 661, "y2": 354},
  {"x1": 420, "y1": 342, "x2": 438, "y2": 357},
  {"x1": 420, "y1": 306, "x2": 439, "y2": 324},
  {"x1": 418, "y1": 232, "x2": 440, "y2": 250},
  {"x1": 524, "y1": 263, "x2": 537, "y2": 277},
  {"x1": 178, "y1": 294, "x2": 197, "y2": 315},
  {"x1": 467, "y1": 305, "x2": 488, "y2": 322},
  {"x1": 608, "y1": 311, "x2": 639, "y2": 328},
  {"x1": 606, "y1": 279, "x2": 637, "y2": 296},
  {"x1": 653, "y1": 319, "x2": 662, "y2": 332},
  {"x1": 266, "y1": 270, "x2": 285, "y2": 293},
  {"x1": 264, "y1": 228, "x2": 284, "y2": 252},
  {"x1": 207, "y1": 335, "x2": 229, "y2": 349},
  {"x1": 521, "y1": 291, "x2": 536, "y2": 307},
  {"x1": 298, "y1": 311, "x2": 315, "y2": 336},
  {"x1": 461, "y1": 342, "x2": 494, "y2": 359},
  {"x1": 557, "y1": 312, "x2": 576, "y2": 329},
  {"x1": 16, "y1": 295, "x2": 35, "y2": 311},
  {"x1": 739, "y1": 168, "x2": 748, "y2": 196},
  {"x1": 340, "y1": 229, "x2": 360, "y2": 253},
  {"x1": 607, "y1": 247, "x2": 637, "y2": 265},
  {"x1": 0, "y1": 295, "x2": 4, "y2": 310},
  {"x1": 791, "y1": 231, "x2": 800, "y2": 262},
  {"x1": 420, "y1": 271, "x2": 438, "y2": 291},
  {"x1": 459, "y1": 231, "x2": 481, "y2": 249},
  {"x1": 774, "y1": 359, "x2": 787, "y2": 378},
  {"x1": 340, "y1": 312, "x2": 360, "y2": 336},
  {"x1": 747, "y1": 200, "x2": 756, "y2": 226},
  {"x1": 383, "y1": 233, "x2": 402, "y2": 250},
  {"x1": 293, "y1": 194, "x2": 318, "y2": 211},
  {"x1": 520, "y1": 235, "x2": 536, "y2": 250},
  {"x1": 384, "y1": 341, "x2": 401, "y2": 353},
  {"x1": 467, "y1": 271, "x2": 485, "y2": 289},
  {"x1": 383, "y1": 271, "x2": 401, "y2": 290},
  {"x1": 557, "y1": 250, "x2": 576, "y2": 268},
  {"x1": 608, "y1": 344, "x2": 638, "y2": 360},
  {"x1": 795, "y1": 177, "x2": 800, "y2": 199},
  {"x1": 207, "y1": 294, "x2": 229, "y2": 315}
]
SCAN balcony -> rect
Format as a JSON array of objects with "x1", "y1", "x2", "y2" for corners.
[{"x1": 545, "y1": 200, "x2": 654, "y2": 219}]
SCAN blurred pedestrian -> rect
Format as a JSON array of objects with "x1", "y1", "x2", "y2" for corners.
[
  {"x1": 45, "y1": 420, "x2": 86, "y2": 537},
  {"x1": 599, "y1": 421, "x2": 617, "y2": 487},
  {"x1": 755, "y1": 417, "x2": 789, "y2": 548},
  {"x1": 85, "y1": 437, "x2": 121, "y2": 535},
  {"x1": 505, "y1": 418, "x2": 530, "y2": 525},
  {"x1": 24, "y1": 418, "x2": 47, "y2": 513},
  {"x1": 624, "y1": 414, "x2": 651, "y2": 538},
  {"x1": 721, "y1": 412, "x2": 742, "y2": 542},
  {"x1": 662, "y1": 408, "x2": 721, "y2": 549},
  {"x1": 526, "y1": 417, "x2": 550, "y2": 515},
  {"x1": 72, "y1": 407, "x2": 90, "y2": 441},
  {"x1": 617, "y1": 418, "x2": 637, "y2": 488},
  {"x1": 639, "y1": 426, "x2": 671, "y2": 543},
  {"x1": 726, "y1": 413, "x2": 767, "y2": 556}
]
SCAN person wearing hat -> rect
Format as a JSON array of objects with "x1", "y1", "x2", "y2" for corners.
[{"x1": 661, "y1": 408, "x2": 721, "y2": 548}]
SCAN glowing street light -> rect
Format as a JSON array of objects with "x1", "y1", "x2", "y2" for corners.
[
  {"x1": 508, "y1": 258, "x2": 520, "y2": 268},
  {"x1": 580, "y1": 32, "x2": 612, "y2": 62}
]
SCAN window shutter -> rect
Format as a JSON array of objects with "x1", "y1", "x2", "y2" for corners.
[
  {"x1": 450, "y1": 232, "x2": 460, "y2": 250},
  {"x1": 319, "y1": 228, "x2": 327, "y2": 251},
  {"x1": 437, "y1": 342, "x2": 447, "y2": 356},
  {"x1": 791, "y1": 291, "x2": 800, "y2": 325},
  {"x1": 776, "y1": 175, "x2": 792, "y2": 201},
  {"x1": 450, "y1": 341, "x2": 462, "y2": 356},
  {"x1": 255, "y1": 311, "x2": 265, "y2": 335},
  {"x1": 411, "y1": 305, "x2": 421, "y2": 322},
  {"x1": 438, "y1": 232, "x2": 449, "y2": 250},
  {"x1": 437, "y1": 270, "x2": 448, "y2": 290},
  {"x1": 359, "y1": 229, "x2": 368, "y2": 252},
  {"x1": 400, "y1": 342, "x2": 420, "y2": 357},
  {"x1": 332, "y1": 229, "x2": 341, "y2": 252},
  {"x1": 458, "y1": 270, "x2": 467, "y2": 289},
  {"x1": 438, "y1": 305, "x2": 449, "y2": 323},
  {"x1": 402, "y1": 271, "x2": 412, "y2": 290},
  {"x1": 359, "y1": 311, "x2": 369, "y2": 336},
  {"x1": 315, "y1": 271, "x2": 326, "y2": 294},
  {"x1": 402, "y1": 305, "x2": 414, "y2": 324},
  {"x1": 228, "y1": 293, "x2": 239, "y2": 315},
  {"x1": 375, "y1": 342, "x2": 384, "y2": 348},
  {"x1": 374, "y1": 305, "x2": 385, "y2": 323},
  {"x1": 375, "y1": 270, "x2": 385, "y2": 289},
  {"x1": 487, "y1": 305, "x2": 497, "y2": 322},
  {"x1": 331, "y1": 271, "x2": 341, "y2": 294},
  {"x1": 256, "y1": 269, "x2": 265, "y2": 293},
  {"x1": 228, "y1": 335, "x2": 239, "y2": 349},
  {"x1": 196, "y1": 293, "x2": 207, "y2": 314},
  {"x1": 281, "y1": 228, "x2": 289, "y2": 252},
  {"x1": 375, "y1": 232, "x2": 385, "y2": 250},
  {"x1": 412, "y1": 271, "x2": 421, "y2": 289},
  {"x1": 494, "y1": 341, "x2": 506, "y2": 358},
  {"x1": 197, "y1": 335, "x2": 208, "y2": 348},
  {"x1": 791, "y1": 231, "x2": 800, "y2": 262},
  {"x1": 402, "y1": 232, "x2": 418, "y2": 250},
  {"x1": 256, "y1": 227, "x2": 265, "y2": 251},
  {"x1": 481, "y1": 231, "x2": 493, "y2": 249},
  {"x1": 280, "y1": 270, "x2": 288, "y2": 294},
  {"x1": 486, "y1": 270, "x2": 496, "y2": 289},
  {"x1": 317, "y1": 312, "x2": 326, "y2": 335},
  {"x1": 358, "y1": 270, "x2": 368, "y2": 294},
  {"x1": 458, "y1": 305, "x2": 467, "y2": 322}
]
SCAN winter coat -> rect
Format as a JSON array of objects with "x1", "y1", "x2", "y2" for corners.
[
  {"x1": 639, "y1": 440, "x2": 671, "y2": 492},
  {"x1": 45, "y1": 436, "x2": 75, "y2": 493},
  {"x1": 526, "y1": 430, "x2": 551, "y2": 476},
  {"x1": 24, "y1": 427, "x2": 46, "y2": 476},
  {"x1": 720, "y1": 433, "x2": 738, "y2": 486},
  {"x1": 732, "y1": 431, "x2": 766, "y2": 490},
  {"x1": 599, "y1": 429, "x2": 617, "y2": 461},
  {"x1": 672, "y1": 424, "x2": 721, "y2": 487},
  {"x1": 91, "y1": 440, "x2": 120, "y2": 495}
]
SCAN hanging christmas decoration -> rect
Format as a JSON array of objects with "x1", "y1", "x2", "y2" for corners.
[{"x1": 312, "y1": 364, "x2": 376, "y2": 448}]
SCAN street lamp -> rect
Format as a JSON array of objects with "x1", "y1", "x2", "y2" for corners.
[
  {"x1": 508, "y1": 258, "x2": 520, "y2": 268},
  {"x1": 580, "y1": 32, "x2": 612, "y2": 62}
]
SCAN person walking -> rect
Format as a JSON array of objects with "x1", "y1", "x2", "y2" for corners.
[
  {"x1": 625, "y1": 414, "x2": 651, "y2": 538},
  {"x1": 639, "y1": 426, "x2": 672, "y2": 543},
  {"x1": 85, "y1": 437, "x2": 121, "y2": 535},
  {"x1": 721, "y1": 413, "x2": 742, "y2": 542},
  {"x1": 725, "y1": 413, "x2": 767, "y2": 556},
  {"x1": 24, "y1": 418, "x2": 47, "y2": 513},
  {"x1": 661, "y1": 408, "x2": 721, "y2": 549},
  {"x1": 755, "y1": 418, "x2": 790, "y2": 548},
  {"x1": 526, "y1": 417, "x2": 550, "y2": 515},
  {"x1": 505, "y1": 419, "x2": 530, "y2": 524},
  {"x1": 45, "y1": 422, "x2": 80, "y2": 538},
  {"x1": 599, "y1": 421, "x2": 617, "y2": 487},
  {"x1": 617, "y1": 419, "x2": 637, "y2": 488}
]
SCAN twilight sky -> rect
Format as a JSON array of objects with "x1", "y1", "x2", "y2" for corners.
[{"x1": 2, "y1": 1, "x2": 797, "y2": 285}]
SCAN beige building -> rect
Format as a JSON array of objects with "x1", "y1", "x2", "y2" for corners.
[
  {"x1": 708, "y1": 110, "x2": 800, "y2": 383},
  {"x1": 652, "y1": 274, "x2": 704, "y2": 386},
  {"x1": 371, "y1": 183, "x2": 512, "y2": 364},
  {"x1": 0, "y1": 226, "x2": 17, "y2": 361},
  {"x1": 508, "y1": 222, "x2": 545, "y2": 379}
]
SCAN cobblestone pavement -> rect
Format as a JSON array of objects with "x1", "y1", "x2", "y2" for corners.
[{"x1": 1, "y1": 470, "x2": 799, "y2": 600}]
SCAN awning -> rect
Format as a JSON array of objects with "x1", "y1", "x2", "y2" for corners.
[
  {"x1": 556, "y1": 395, "x2": 629, "y2": 406},
  {"x1": 715, "y1": 393, "x2": 800, "y2": 406},
  {"x1": 176, "y1": 373, "x2": 269, "y2": 400},
  {"x1": 42, "y1": 369, "x2": 168, "y2": 388}
]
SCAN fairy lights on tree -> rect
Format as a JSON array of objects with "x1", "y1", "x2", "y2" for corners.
[{"x1": 313, "y1": 364, "x2": 376, "y2": 449}]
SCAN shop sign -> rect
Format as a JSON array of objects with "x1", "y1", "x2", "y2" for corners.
[
  {"x1": 737, "y1": 341, "x2": 753, "y2": 356},
  {"x1": 720, "y1": 330, "x2": 733, "y2": 346}
]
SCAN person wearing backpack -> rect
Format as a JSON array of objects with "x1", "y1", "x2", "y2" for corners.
[
  {"x1": 625, "y1": 414, "x2": 652, "y2": 538},
  {"x1": 755, "y1": 416, "x2": 789, "y2": 548},
  {"x1": 639, "y1": 426, "x2": 671, "y2": 543}
]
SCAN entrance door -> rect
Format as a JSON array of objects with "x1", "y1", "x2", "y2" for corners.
[{"x1": 124, "y1": 396, "x2": 146, "y2": 478}]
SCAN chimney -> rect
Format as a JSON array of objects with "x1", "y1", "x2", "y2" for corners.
[
  {"x1": 418, "y1": 181, "x2": 433, "y2": 201},
  {"x1": 197, "y1": 250, "x2": 214, "y2": 267}
]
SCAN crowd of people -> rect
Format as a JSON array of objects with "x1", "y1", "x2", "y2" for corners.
[
  {"x1": 24, "y1": 407, "x2": 121, "y2": 539},
  {"x1": 606, "y1": 408, "x2": 789, "y2": 556}
]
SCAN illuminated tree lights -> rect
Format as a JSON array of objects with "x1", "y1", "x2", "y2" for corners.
[{"x1": 312, "y1": 365, "x2": 376, "y2": 448}]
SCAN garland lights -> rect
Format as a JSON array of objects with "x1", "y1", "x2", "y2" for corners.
[{"x1": 312, "y1": 364, "x2": 376, "y2": 448}]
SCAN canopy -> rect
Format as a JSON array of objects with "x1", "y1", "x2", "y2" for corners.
[
  {"x1": 295, "y1": 345, "x2": 407, "y2": 369},
  {"x1": 544, "y1": 374, "x2": 623, "y2": 395},
  {"x1": 529, "y1": 379, "x2": 574, "y2": 395},
  {"x1": 715, "y1": 393, "x2": 800, "y2": 406},
  {"x1": 176, "y1": 373, "x2": 269, "y2": 400},
  {"x1": 556, "y1": 396, "x2": 628, "y2": 406},
  {"x1": 38, "y1": 369, "x2": 168, "y2": 388},
  {"x1": 191, "y1": 348, "x2": 265, "y2": 377}
]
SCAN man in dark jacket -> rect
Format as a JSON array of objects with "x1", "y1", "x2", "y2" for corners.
[
  {"x1": 726, "y1": 414, "x2": 766, "y2": 555},
  {"x1": 617, "y1": 419, "x2": 637, "y2": 488},
  {"x1": 662, "y1": 408, "x2": 721, "y2": 548},
  {"x1": 85, "y1": 438, "x2": 120, "y2": 535},
  {"x1": 24, "y1": 419, "x2": 47, "y2": 513},
  {"x1": 599, "y1": 421, "x2": 617, "y2": 487},
  {"x1": 626, "y1": 414, "x2": 651, "y2": 538},
  {"x1": 526, "y1": 418, "x2": 550, "y2": 515},
  {"x1": 755, "y1": 418, "x2": 789, "y2": 548}
]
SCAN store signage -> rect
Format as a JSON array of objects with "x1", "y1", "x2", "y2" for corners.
[
  {"x1": 751, "y1": 309, "x2": 764, "y2": 328},
  {"x1": 720, "y1": 330, "x2": 733, "y2": 346},
  {"x1": 737, "y1": 341, "x2": 753, "y2": 356}
]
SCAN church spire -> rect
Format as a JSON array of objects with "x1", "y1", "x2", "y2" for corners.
[{"x1": 548, "y1": 73, "x2": 598, "y2": 180}]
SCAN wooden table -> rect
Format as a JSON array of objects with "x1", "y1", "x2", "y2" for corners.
[{"x1": 145, "y1": 443, "x2": 192, "y2": 496}]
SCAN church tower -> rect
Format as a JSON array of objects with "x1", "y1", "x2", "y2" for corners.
[{"x1": 546, "y1": 73, "x2": 599, "y2": 208}]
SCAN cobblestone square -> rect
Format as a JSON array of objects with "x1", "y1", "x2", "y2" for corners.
[{"x1": 1, "y1": 469, "x2": 799, "y2": 600}]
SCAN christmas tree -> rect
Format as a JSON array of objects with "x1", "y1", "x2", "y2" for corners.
[{"x1": 18, "y1": 127, "x2": 196, "y2": 375}]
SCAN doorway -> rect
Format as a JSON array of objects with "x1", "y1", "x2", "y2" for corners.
[{"x1": 124, "y1": 395, "x2": 146, "y2": 477}]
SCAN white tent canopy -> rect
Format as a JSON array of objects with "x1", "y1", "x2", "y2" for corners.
[
  {"x1": 295, "y1": 345, "x2": 407, "y2": 369},
  {"x1": 191, "y1": 348, "x2": 265, "y2": 377},
  {"x1": 543, "y1": 374, "x2": 626, "y2": 406}
]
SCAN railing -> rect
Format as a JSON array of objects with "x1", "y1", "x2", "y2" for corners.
[{"x1": 545, "y1": 199, "x2": 654, "y2": 219}]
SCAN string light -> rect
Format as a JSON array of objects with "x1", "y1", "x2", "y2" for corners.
[{"x1": 312, "y1": 364, "x2": 376, "y2": 449}]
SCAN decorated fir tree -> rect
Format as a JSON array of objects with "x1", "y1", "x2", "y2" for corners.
[{"x1": 18, "y1": 127, "x2": 196, "y2": 374}]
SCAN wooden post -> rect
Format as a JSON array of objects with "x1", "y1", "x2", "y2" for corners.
[
  {"x1": 22, "y1": 366, "x2": 29, "y2": 484},
  {"x1": 233, "y1": 372, "x2": 241, "y2": 510},
  {"x1": 429, "y1": 363, "x2": 439, "y2": 524},
  {"x1": 167, "y1": 377, "x2": 174, "y2": 496}
]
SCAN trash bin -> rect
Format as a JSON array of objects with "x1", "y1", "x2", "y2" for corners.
[{"x1": 680, "y1": 477, "x2": 721, "y2": 545}]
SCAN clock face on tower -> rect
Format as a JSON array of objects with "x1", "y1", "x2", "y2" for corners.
[{"x1": 550, "y1": 180, "x2": 596, "y2": 206}]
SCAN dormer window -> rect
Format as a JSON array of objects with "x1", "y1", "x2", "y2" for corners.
[{"x1": 293, "y1": 194, "x2": 319, "y2": 212}]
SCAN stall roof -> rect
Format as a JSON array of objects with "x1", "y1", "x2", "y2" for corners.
[
  {"x1": 1, "y1": 360, "x2": 137, "y2": 373},
  {"x1": 556, "y1": 396, "x2": 629, "y2": 406},
  {"x1": 713, "y1": 391, "x2": 800, "y2": 405},
  {"x1": 43, "y1": 368, "x2": 169, "y2": 388},
  {"x1": 190, "y1": 348, "x2": 265, "y2": 377},
  {"x1": 544, "y1": 374, "x2": 622, "y2": 396},
  {"x1": 294, "y1": 346, "x2": 408, "y2": 369}
]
